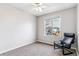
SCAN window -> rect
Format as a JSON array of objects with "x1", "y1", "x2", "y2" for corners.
[{"x1": 44, "y1": 16, "x2": 61, "y2": 36}]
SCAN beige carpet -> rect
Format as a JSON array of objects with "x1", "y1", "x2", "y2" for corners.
[{"x1": 0, "y1": 42, "x2": 76, "y2": 56}]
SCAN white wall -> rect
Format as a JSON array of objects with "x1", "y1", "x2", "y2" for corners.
[
  {"x1": 0, "y1": 4, "x2": 36, "y2": 54},
  {"x1": 77, "y1": 4, "x2": 79, "y2": 55},
  {"x1": 37, "y1": 7, "x2": 77, "y2": 44}
]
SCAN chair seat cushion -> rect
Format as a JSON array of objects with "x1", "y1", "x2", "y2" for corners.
[{"x1": 63, "y1": 37, "x2": 73, "y2": 45}]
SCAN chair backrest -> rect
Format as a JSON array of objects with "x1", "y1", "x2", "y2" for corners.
[
  {"x1": 64, "y1": 33, "x2": 75, "y2": 44},
  {"x1": 61, "y1": 33, "x2": 75, "y2": 48}
]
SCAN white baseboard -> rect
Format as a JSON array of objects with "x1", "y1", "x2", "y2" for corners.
[
  {"x1": 37, "y1": 40, "x2": 53, "y2": 45},
  {"x1": 0, "y1": 41, "x2": 36, "y2": 54}
]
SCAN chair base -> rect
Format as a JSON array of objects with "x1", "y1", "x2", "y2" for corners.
[
  {"x1": 62, "y1": 48, "x2": 74, "y2": 55},
  {"x1": 54, "y1": 42, "x2": 75, "y2": 55}
]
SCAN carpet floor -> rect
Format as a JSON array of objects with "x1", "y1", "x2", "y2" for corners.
[{"x1": 0, "y1": 42, "x2": 77, "y2": 56}]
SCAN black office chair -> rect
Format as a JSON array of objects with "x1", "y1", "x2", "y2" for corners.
[{"x1": 54, "y1": 33, "x2": 75, "y2": 55}]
